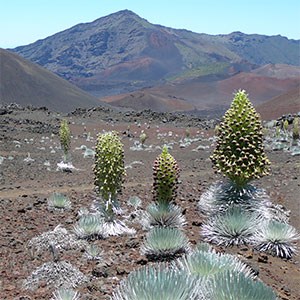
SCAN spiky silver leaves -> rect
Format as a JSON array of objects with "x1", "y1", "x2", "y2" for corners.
[
  {"x1": 48, "y1": 193, "x2": 72, "y2": 211},
  {"x1": 101, "y1": 219, "x2": 136, "y2": 236},
  {"x1": 198, "y1": 181, "x2": 267, "y2": 215},
  {"x1": 198, "y1": 181, "x2": 296, "y2": 256},
  {"x1": 141, "y1": 227, "x2": 190, "y2": 261},
  {"x1": 252, "y1": 220, "x2": 299, "y2": 259},
  {"x1": 141, "y1": 203, "x2": 186, "y2": 229},
  {"x1": 175, "y1": 247, "x2": 255, "y2": 279},
  {"x1": 198, "y1": 181, "x2": 289, "y2": 222},
  {"x1": 112, "y1": 264, "x2": 198, "y2": 300},
  {"x1": 206, "y1": 270, "x2": 277, "y2": 300},
  {"x1": 114, "y1": 245, "x2": 275, "y2": 300},
  {"x1": 83, "y1": 244, "x2": 103, "y2": 261},
  {"x1": 51, "y1": 288, "x2": 80, "y2": 300},
  {"x1": 73, "y1": 214, "x2": 105, "y2": 240},
  {"x1": 201, "y1": 206, "x2": 260, "y2": 246}
]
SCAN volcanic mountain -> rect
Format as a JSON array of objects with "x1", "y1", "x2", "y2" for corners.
[
  {"x1": 0, "y1": 48, "x2": 108, "y2": 112},
  {"x1": 102, "y1": 65, "x2": 300, "y2": 115},
  {"x1": 11, "y1": 10, "x2": 300, "y2": 98}
]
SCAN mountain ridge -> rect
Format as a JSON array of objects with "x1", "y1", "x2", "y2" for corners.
[{"x1": 11, "y1": 10, "x2": 299, "y2": 98}]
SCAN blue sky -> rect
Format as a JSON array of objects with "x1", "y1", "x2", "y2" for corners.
[{"x1": 1, "y1": 0, "x2": 299, "y2": 48}]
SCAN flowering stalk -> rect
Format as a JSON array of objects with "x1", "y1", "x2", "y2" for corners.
[
  {"x1": 59, "y1": 120, "x2": 71, "y2": 162},
  {"x1": 94, "y1": 131, "x2": 125, "y2": 201},
  {"x1": 210, "y1": 90, "x2": 270, "y2": 188},
  {"x1": 152, "y1": 145, "x2": 180, "y2": 206}
]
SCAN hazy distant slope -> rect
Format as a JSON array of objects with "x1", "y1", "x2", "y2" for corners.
[
  {"x1": 256, "y1": 86, "x2": 300, "y2": 120},
  {"x1": 252, "y1": 64, "x2": 300, "y2": 79},
  {"x1": 103, "y1": 70, "x2": 299, "y2": 113},
  {"x1": 216, "y1": 32, "x2": 300, "y2": 66},
  {"x1": 11, "y1": 10, "x2": 300, "y2": 97},
  {"x1": 0, "y1": 49, "x2": 106, "y2": 112},
  {"x1": 102, "y1": 91, "x2": 195, "y2": 112}
]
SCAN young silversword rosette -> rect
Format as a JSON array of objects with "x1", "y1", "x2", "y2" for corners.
[
  {"x1": 93, "y1": 131, "x2": 125, "y2": 201},
  {"x1": 141, "y1": 227, "x2": 190, "y2": 261},
  {"x1": 152, "y1": 145, "x2": 180, "y2": 205},
  {"x1": 210, "y1": 90, "x2": 270, "y2": 188},
  {"x1": 206, "y1": 270, "x2": 277, "y2": 300},
  {"x1": 201, "y1": 206, "x2": 260, "y2": 247},
  {"x1": 51, "y1": 288, "x2": 80, "y2": 300},
  {"x1": 252, "y1": 220, "x2": 299, "y2": 259},
  {"x1": 73, "y1": 214, "x2": 105, "y2": 240},
  {"x1": 47, "y1": 193, "x2": 72, "y2": 211},
  {"x1": 175, "y1": 247, "x2": 255, "y2": 279},
  {"x1": 142, "y1": 202, "x2": 186, "y2": 229},
  {"x1": 112, "y1": 264, "x2": 198, "y2": 300}
]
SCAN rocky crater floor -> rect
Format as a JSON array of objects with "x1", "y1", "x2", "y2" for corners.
[{"x1": 0, "y1": 106, "x2": 299, "y2": 299}]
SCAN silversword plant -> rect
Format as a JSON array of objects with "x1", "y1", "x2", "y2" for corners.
[
  {"x1": 292, "y1": 117, "x2": 299, "y2": 141},
  {"x1": 252, "y1": 220, "x2": 299, "y2": 259},
  {"x1": 175, "y1": 246, "x2": 255, "y2": 279},
  {"x1": 152, "y1": 145, "x2": 180, "y2": 205},
  {"x1": 201, "y1": 206, "x2": 260, "y2": 246},
  {"x1": 139, "y1": 131, "x2": 148, "y2": 148},
  {"x1": 142, "y1": 146, "x2": 184, "y2": 228},
  {"x1": 59, "y1": 120, "x2": 71, "y2": 162},
  {"x1": 48, "y1": 193, "x2": 72, "y2": 211},
  {"x1": 141, "y1": 227, "x2": 190, "y2": 261},
  {"x1": 94, "y1": 131, "x2": 125, "y2": 202},
  {"x1": 112, "y1": 264, "x2": 198, "y2": 300},
  {"x1": 51, "y1": 287, "x2": 80, "y2": 300},
  {"x1": 73, "y1": 214, "x2": 105, "y2": 240},
  {"x1": 210, "y1": 90, "x2": 270, "y2": 188},
  {"x1": 206, "y1": 270, "x2": 277, "y2": 300}
]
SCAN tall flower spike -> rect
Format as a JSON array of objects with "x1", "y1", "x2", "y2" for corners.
[
  {"x1": 210, "y1": 90, "x2": 270, "y2": 187},
  {"x1": 59, "y1": 120, "x2": 71, "y2": 162},
  {"x1": 152, "y1": 145, "x2": 180, "y2": 205},
  {"x1": 292, "y1": 117, "x2": 299, "y2": 141},
  {"x1": 94, "y1": 131, "x2": 125, "y2": 201}
]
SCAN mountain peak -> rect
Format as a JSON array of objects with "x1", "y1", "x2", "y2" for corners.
[
  {"x1": 94, "y1": 9, "x2": 147, "y2": 24},
  {"x1": 110, "y1": 9, "x2": 139, "y2": 16},
  {"x1": 11, "y1": 10, "x2": 300, "y2": 99}
]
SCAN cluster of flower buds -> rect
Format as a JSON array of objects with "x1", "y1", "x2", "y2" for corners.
[
  {"x1": 210, "y1": 90, "x2": 270, "y2": 187},
  {"x1": 94, "y1": 131, "x2": 125, "y2": 201},
  {"x1": 59, "y1": 119, "x2": 71, "y2": 156},
  {"x1": 152, "y1": 146, "x2": 180, "y2": 205}
]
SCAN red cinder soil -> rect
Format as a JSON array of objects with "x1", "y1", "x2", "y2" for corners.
[{"x1": 0, "y1": 107, "x2": 299, "y2": 299}]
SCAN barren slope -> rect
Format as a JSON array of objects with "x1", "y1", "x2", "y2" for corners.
[{"x1": 0, "y1": 49, "x2": 107, "y2": 112}]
